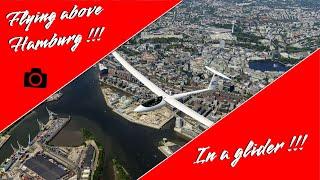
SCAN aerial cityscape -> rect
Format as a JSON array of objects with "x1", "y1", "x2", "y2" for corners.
[
  {"x1": 99, "y1": 0, "x2": 319, "y2": 140},
  {"x1": 1, "y1": 0, "x2": 319, "y2": 179}
]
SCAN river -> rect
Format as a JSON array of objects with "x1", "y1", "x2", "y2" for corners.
[{"x1": 0, "y1": 68, "x2": 186, "y2": 179}]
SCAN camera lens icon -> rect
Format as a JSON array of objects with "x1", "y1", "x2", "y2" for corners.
[{"x1": 24, "y1": 68, "x2": 47, "y2": 88}]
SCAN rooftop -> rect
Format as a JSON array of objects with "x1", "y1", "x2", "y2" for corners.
[{"x1": 24, "y1": 154, "x2": 68, "y2": 180}]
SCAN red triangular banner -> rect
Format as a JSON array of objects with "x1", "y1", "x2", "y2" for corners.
[
  {"x1": 0, "y1": 0, "x2": 181, "y2": 132},
  {"x1": 140, "y1": 50, "x2": 320, "y2": 179}
]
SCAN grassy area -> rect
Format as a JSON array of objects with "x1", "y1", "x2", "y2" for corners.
[
  {"x1": 232, "y1": 29, "x2": 271, "y2": 51},
  {"x1": 93, "y1": 146, "x2": 105, "y2": 180},
  {"x1": 81, "y1": 128, "x2": 96, "y2": 141},
  {"x1": 118, "y1": 46, "x2": 140, "y2": 56},
  {"x1": 236, "y1": 42, "x2": 269, "y2": 52},
  {"x1": 286, "y1": 46, "x2": 312, "y2": 53},
  {"x1": 139, "y1": 37, "x2": 183, "y2": 44},
  {"x1": 278, "y1": 56, "x2": 300, "y2": 65},
  {"x1": 112, "y1": 159, "x2": 131, "y2": 180},
  {"x1": 81, "y1": 128, "x2": 105, "y2": 180},
  {"x1": 235, "y1": 32, "x2": 263, "y2": 44}
]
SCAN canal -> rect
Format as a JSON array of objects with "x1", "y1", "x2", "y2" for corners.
[{"x1": 0, "y1": 68, "x2": 185, "y2": 179}]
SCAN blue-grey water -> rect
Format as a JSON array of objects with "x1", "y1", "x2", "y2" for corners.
[
  {"x1": 249, "y1": 60, "x2": 290, "y2": 72},
  {"x1": 0, "y1": 68, "x2": 185, "y2": 179}
]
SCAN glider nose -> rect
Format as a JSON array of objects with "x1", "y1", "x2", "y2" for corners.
[{"x1": 134, "y1": 105, "x2": 145, "y2": 113}]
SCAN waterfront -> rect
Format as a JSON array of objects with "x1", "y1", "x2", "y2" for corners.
[
  {"x1": 249, "y1": 60, "x2": 290, "y2": 72},
  {"x1": 0, "y1": 68, "x2": 185, "y2": 179},
  {"x1": 0, "y1": 135, "x2": 10, "y2": 149}
]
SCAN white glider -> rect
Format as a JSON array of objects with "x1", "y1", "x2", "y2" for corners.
[{"x1": 112, "y1": 51, "x2": 231, "y2": 127}]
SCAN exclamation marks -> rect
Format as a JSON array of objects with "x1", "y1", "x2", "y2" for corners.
[
  {"x1": 87, "y1": 27, "x2": 105, "y2": 43},
  {"x1": 288, "y1": 134, "x2": 308, "y2": 152}
]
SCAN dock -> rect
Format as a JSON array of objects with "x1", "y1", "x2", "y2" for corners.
[
  {"x1": 46, "y1": 92, "x2": 63, "y2": 102},
  {"x1": 0, "y1": 135, "x2": 10, "y2": 149},
  {"x1": 100, "y1": 85, "x2": 173, "y2": 129},
  {"x1": 158, "y1": 138, "x2": 181, "y2": 157}
]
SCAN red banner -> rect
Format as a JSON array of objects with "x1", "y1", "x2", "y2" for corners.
[
  {"x1": 0, "y1": 0, "x2": 181, "y2": 132},
  {"x1": 0, "y1": 1, "x2": 319, "y2": 179},
  {"x1": 140, "y1": 50, "x2": 320, "y2": 179}
]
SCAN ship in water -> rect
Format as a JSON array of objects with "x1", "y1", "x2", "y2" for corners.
[{"x1": 46, "y1": 91, "x2": 63, "y2": 102}]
